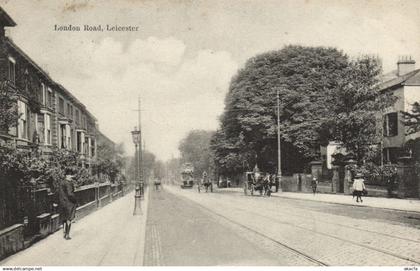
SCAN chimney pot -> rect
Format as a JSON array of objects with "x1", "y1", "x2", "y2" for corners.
[{"x1": 397, "y1": 56, "x2": 415, "y2": 76}]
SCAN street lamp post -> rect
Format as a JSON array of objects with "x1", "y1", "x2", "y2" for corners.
[
  {"x1": 277, "y1": 88, "x2": 283, "y2": 192},
  {"x1": 131, "y1": 127, "x2": 142, "y2": 215}
]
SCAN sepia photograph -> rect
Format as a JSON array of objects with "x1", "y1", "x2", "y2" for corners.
[{"x1": 0, "y1": 0, "x2": 419, "y2": 268}]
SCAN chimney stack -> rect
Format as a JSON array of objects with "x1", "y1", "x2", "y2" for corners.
[
  {"x1": 397, "y1": 55, "x2": 416, "y2": 76},
  {"x1": 0, "y1": 7, "x2": 16, "y2": 37}
]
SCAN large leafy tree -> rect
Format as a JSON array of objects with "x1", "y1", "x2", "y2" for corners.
[
  {"x1": 212, "y1": 45, "x2": 391, "y2": 175},
  {"x1": 179, "y1": 130, "x2": 215, "y2": 178},
  {"x1": 321, "y1": 56, "x2": 395, "y2": 164},
  {"x1": 213, "y1": 45, "x2": 350, "y2": 174}
]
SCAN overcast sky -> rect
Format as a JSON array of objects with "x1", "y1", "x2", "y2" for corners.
[{"x1": 1, "y1": 0, "x2": 420, "y2": 161}]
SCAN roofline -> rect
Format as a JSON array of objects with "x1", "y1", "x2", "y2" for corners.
[
  {"x1": 0, "y1": 7, "x2": 16, "y2": 27},
  {"x1": 5, "y1": 37, "x2": 98, "y2": 122},
  {"x1": 54, "y1": 84, "x2": 97, "y2": 122},
  {"x1": 5, "y1": 38, "x2": 52, "y2": 82},
  {"x1": 379, "y1": 69, "x2": 420, "y2": 92},
  {"x1": 97, "y1": 130, "x2": 115, "y2": 146}
]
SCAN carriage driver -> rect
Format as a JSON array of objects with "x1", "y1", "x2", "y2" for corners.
[
  {"x1": 202, "y1": 171, "x2": 208, "y2": 183},
  {"x1": 253, "y1": 165, "x2": 261, "y2": 183}
]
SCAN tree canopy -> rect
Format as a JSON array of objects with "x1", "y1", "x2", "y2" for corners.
[
  {"x1": 179, "y1": 130, "x2": 215, "y2": 178},
  {"x1": 211, "y1": 45, "x2": 391, "y2": 176}
]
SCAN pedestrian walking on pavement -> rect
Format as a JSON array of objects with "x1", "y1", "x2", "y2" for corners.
[
  {"x1": 58, "y1": 169, "x2": 78, "y2": 240},
  {"x1": 352, "y1": 173, "x2": 366, "y2": 203},
  {"x1": 311, "y1": 177, "x2": 318, "y2": 195}
]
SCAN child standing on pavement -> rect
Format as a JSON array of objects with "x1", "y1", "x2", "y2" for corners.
[{"x1": 352, "y1": 173, "x2": 366, "y2": 203}]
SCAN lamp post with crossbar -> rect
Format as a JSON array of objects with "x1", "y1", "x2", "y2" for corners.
[{"x1": 131, "y1": 127, "x2": 142, "y2": 215}]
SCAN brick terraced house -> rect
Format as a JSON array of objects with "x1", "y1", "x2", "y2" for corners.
[{"x1": 0, "y1": 7, "x2": 100, "y2": 166}]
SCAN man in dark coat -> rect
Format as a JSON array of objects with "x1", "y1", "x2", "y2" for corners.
[{"x1": 58, "y1": 171, "x2": 77, "y2": 240}]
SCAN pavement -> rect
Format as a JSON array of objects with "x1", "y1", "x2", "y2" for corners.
[
  {"x1": 0, "y1": 188, "x2": 150, "y2": 266},
  {"x1": 221, "y1": 187, "x2": 420, "y2": 213},
  {"x1": 2, "y1": 183, "x2": 420, "y2": 266},
  {"x1": 166, "y1": 184, "x2": 420, "y2": 266}
]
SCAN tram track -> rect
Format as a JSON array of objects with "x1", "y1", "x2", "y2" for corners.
[
  {"x1": 225, "y1": 192, "x2": 420, "y2": 244},
  {"x1": 193, "y1": 201, "x2": 329, "y2": 266},
  {"x1": 230, "y1": 204, "x2": 420, "y2": 265},
  {"x1": 215, "y1": 189, "x2": 420, "y2": 244},
  {"x1": 168, "y1": 187, "x2": 420, "y2": 266}
]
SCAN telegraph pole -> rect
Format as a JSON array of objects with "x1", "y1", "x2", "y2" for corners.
[
  {"x1": 138, "y1": 97, "x2": 144, "y2": 196},
  {"x1": 277, "y1": 88, "x2": 282, "y2": 192}
]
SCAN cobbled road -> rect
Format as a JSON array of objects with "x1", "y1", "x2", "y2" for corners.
[{"x1": 144, "y1": 185, "x2": 420, "y2": 266}]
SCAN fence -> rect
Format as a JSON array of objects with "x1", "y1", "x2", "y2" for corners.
[
  {"x1": 0, "y1": 181, "x2": 126, "y2": 260},
  {"x1": 0, "y1": 175, "x2": 19, "y2": 231},
  {"x1": 280, "y1": 162, "x2": 420, "y2": 199}
]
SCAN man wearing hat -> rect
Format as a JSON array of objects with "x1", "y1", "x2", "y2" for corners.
[
  {"x1": 58, "y1": 169, "x2": 78, "y2": 240},
  {"x1": 352, "y1": 173, "x2": 366, "y2": 203}
]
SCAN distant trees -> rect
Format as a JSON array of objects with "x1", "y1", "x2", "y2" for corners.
[
  {"x1": 153, "y1": 160, "x2": 166, "y2": 180},
  {"x1": 125, "y1": 149, "x2": 158, "y2": 183},
  {"x1": 211, "y1": 45, "x2": 392, "y2": 176},
  {"x1": 179, "y1": 130, "x2": 215, "y2": 178}
]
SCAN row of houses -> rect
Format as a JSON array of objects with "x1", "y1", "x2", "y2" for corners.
[
  {"x1": 0, "y1": 7, "x2": 123, "y2": 260},
  {"x1": 0, "y1": 7, "x2": 114, "y2": 166}
]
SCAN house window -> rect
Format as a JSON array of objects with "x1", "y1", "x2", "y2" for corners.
[
  {"x1": 47, "y1": 88, "x2": 53, "y2": 108},
  {"x1": 8, "y1": 57, "x2": 15, "y2": 84},
  {"x1": 45, "y1": 114, "x2": 51, "y2": 145},
  {"x1": 68, "y1": 128, "x2": 72, "y2": 150},
  {"x1": 77, "y1": 131, "x2": 82, "y2": 153},
  {"x1": 75, "y1": 109, "x2": 80, "y2": 124},
  {"x1": 84, "y1": 136, "x2": 89, "y2": 156},
  {"x1": 41, "y1": 84, "x2": 46, "y2": 105},
  {"x1": 37, "y1": 113, "x2": 44, "y2": 143},
  {"x1": 59, "y1": 98, "x2": 64, "y2": 115},
  {"x1": 60, "y1": 124, "x2": 66, "y2": 148},
  {"x1": 17, "y1": 100, "x2": 29, "y2": 139},
  {"x1": 383, "y1": 112, "x2": 398, "y2": 137},
  {"x1": 90, "y1": 138, "x2": 95, "y2": 157},
  {"x1": 70, "y1": 105, "x2": 73, "y2": 120}
]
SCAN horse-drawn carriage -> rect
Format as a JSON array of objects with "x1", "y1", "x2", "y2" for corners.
[
  {"x1": 180, "y1": 163, "x2": 194, "y2": 189},
  {"x1": 244, "y1": 170, "x2": 279, "y2": 196},
  {"x1": 197, "y1": 171, "x2": 213, "y2": 193}
]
